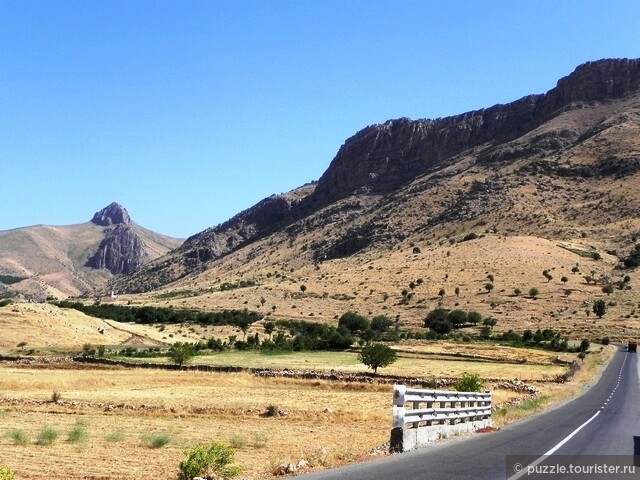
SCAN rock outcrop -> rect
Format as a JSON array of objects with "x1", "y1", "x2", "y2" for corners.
[
  {"x1": 91, "y1": 202, "x2": 131, "y2": 226},
  {"x1": 311, "y1": 58, "x2": 640, "y2": 203},
  {"x1": 86, "y1": 203, "x2": 146, "y2": 275}
]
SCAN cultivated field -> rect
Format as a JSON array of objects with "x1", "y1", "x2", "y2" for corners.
[{"x1": 0, "y1": 343, "x2": 612, "y2": 480}]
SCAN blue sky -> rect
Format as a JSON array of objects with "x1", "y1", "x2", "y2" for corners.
[{"x1": 1, "y1": 1, "x2": 639, "y2": 238}]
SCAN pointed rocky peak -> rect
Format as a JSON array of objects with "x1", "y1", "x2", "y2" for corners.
[{"x1": 91, "y1": 202, "x2": 131, "y2": 226}]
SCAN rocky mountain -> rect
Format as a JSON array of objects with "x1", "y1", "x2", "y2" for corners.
[
  {"x1": 0, "y1": 203, "x2": 183, "y2": 300},
  {"x1": 115, "y1": 58, "x2": 640, "y2": 296},
  {"x1": 85, "y1": 203, "x2": 146, "y2": 275}
]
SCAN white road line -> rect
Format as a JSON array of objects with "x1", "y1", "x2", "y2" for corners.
[
  {"x1": 506, "y1": 410, "x2": 601, "y2": 480},
  {"x1": 508, "y1": 351, "x2": 631, "y2": 480}
]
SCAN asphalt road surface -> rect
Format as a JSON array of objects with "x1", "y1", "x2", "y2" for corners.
[{"x1": 301, "y1": 345, "x2": 639, "y2": 480}]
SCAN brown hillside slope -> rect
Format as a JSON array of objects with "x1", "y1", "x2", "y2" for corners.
[
  {"x1": 0, "y1": 203, "x2": 183, "y2": 300},
  {"x1": 110, "y1": 59, "x2": 640, "y2": 339}
]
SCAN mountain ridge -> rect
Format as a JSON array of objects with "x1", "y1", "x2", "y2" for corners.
[{"x1": 114, "y1": 57, "x2": 640, "y2": 294}]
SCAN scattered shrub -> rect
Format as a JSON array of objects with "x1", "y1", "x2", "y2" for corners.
[
  {"x1": 179, "y1": 442, "x2": 241, "y2": 480},
  {"x1": 142, "y1": 432, "x2": 173, "y2": 449},
  {"x1": 36, "y1": 426, "x2": 59, "y2": 446},
  {"x1": 67, "y1": 422, "x2": 88, "y2": 444},
  {"x1": 252, "y1": 433, "x2": 268, "y2": 449},
  {"x1": 105, "y1": 429, "x2": 125, "y2": 442},
  {"x1": 264, "y1": 404, "x2": 280, "y2": 417},
  {"x1": 229, "y1": 435, "x2": 246, "y2": 449},
  {"x1": 7, "y1": 429, "x2": 28, "y2": 446},
  {"x1": 454, "y1": 373, "x2": 484, "y2": 392}
]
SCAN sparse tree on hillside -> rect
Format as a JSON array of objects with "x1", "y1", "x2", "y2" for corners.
[
  {"x1": 438, "y1": 288, "x2": 446, "y2": 299},
  {"x1": 543, "y1": 270, "x2": 553, "y2": 282},
  {"x1": 513, "y1": 288, "x2": 521, "y2": 296},
  {"x1": 480, "y1": 325, "x2": 492, "y2": 339},
  {"x1": 447, "y1": 310, "x2": 468, "y2": 327},
  {"x1": 455, "y1": 286, "x2": 460, "y2": 297},
  {"x1": 371, "y1": 315, "x2": 393, "y2": 333},
  {"x1": 487, "y1": 274, "x2": 494, "y2": 283},
  {"x1": 263, "y1": 321, "x2": 275, "y2": 339},
  {"x1": 484, "y1": 283, "x2": 494, "y2": 294},
  {"x1": 338, "y1": 311, "x2": 370, "y2": 334},
  {"x1": 483, "y1": 317, "x2": 498, "y2": 329},
  {"x1": 424, "y1": 308, "x2": 453, "y2": 335},
  {"x1": 300, "y1": 285, "x2": 307, "y2": 293},
  {"x1": 529, "y1": 287, "x2": 539, "y2": 299},
  {"x1": 580, "y1": 339, "x2": 590, "y2": 352},
  {"x1": 593, "y1": 299, "x2": 607, "y2": 318},
  {"x1": 602, "y1": 284, "x2": 614, "y2": 296},
  {"x1": 467, "y1": 311, "x2": 483, "y2": 325},
  {"x1": 561, "y1": 276, "x2": 569, "y2": 284}
]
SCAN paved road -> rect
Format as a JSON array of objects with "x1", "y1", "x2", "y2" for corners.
[{"x1": 301, "y1": 346, "x2": 639, "y2": 480}]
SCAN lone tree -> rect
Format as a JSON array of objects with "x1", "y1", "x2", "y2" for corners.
[
  {"x1": 543, "y1": 270, "x2": 553, "y2": 282},
  {"x1": 593, "y1": 299, "x2": 607, "y2": 318},
  {"x1": 168, "y1": 342, "x2": 196, "y2": 366},
  {"x1": 484, "y1": 282, "x2": 494, "y2": 294},
  {"x1": 358, "y1": 343, "x2": 397, "y2": 374},
  {"x1": 529, "y1": 287, "x2": 539, "y2": 299}
]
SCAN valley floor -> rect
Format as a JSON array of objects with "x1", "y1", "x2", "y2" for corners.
[{"x1": 0, "y1": 345, "x2": 612, "y2": 480}]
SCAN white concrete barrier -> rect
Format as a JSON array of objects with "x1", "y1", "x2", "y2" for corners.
[{"x1": 390, "y1": 384, "x2": 492, "y2": 452}]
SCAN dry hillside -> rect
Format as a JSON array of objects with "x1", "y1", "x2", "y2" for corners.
[{"x1": 106, "y1": 59, "x2": 640, "y2": 341}]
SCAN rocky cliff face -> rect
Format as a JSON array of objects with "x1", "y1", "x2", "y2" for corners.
[
  {"x1": 86, "y1": 203, "x2": 146, "y2": 275},
  {"x1": 311, "y1": 58, "x2": 640, "y2": 203},
  {"x1": 114, "y1": 58, "x2": 640, "y2": 293}
]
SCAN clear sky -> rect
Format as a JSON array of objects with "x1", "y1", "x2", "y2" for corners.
[{"x1": 1, "y1": 1, "x2": 639, "y2": 238}]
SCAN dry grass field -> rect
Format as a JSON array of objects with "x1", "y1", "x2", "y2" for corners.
[{"x1": 0, "y1": 331, "x2": 612, "y2": 480}]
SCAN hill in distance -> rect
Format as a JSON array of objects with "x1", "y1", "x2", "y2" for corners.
[
  {"x1": 109, "y1": 58, "x2": 640, "y2": 341},
  {"x1": 0, "y1": 202, "x2": 183, "y2": 301}
]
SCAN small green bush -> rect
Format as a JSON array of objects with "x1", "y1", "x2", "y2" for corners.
[
  {"x1": 7, "y1": 429, "x2": 28, "y2": 446},
  {"x1": 105, "y1": 429, "x2": 125, "y2": 442},
  {"x1": 229, "y1": 435, "x2": 246, "y2": 449},
  {"x1": 36, "y1": 426, "x2": 59, "y2": 446},
  {"x1": 0, "y1": 465, "x2": 16, "y2": 480},
  {"x1": 51, "y1": 391, "x2": 62, "y2": 403},
  {"x1": 454, "y1": 373, "x2": 484, "y2": 392},
  {"x1": 142, "y1": 431, "x2": 172, "y2": 449},
  {"x1": 252, "y1": 433, "x2": 268, "y2": 449},
  {"x1": 67, "y1": 424, "x2": 88, "y2": 444},
  {"x1": 179, "y1": 442, "x2": 241, "y2": 480}
]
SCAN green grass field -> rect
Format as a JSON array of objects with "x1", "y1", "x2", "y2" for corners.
[{"x1": 116, "y1": 348, "x2": 567, "y2": 381}]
